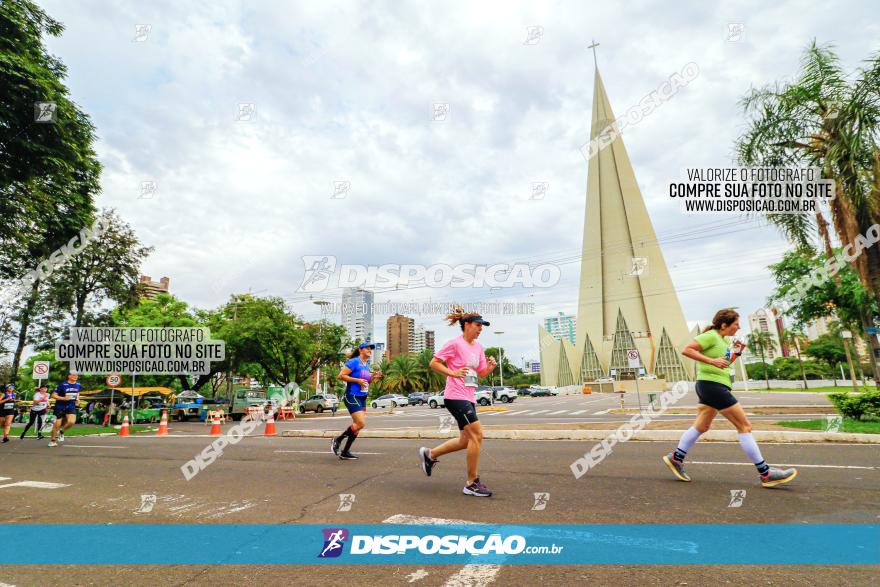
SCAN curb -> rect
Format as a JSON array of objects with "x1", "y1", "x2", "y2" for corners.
[{"x1": 281, "y1": 428, "x2": 879, "y2": 444}]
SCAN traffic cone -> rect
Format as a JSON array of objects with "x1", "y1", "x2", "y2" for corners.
[
  {"x1": 157, "y1": 410, "x2": 169, "y2": 436},
  {"x1": 118, "y1": 414, "x2": 130, "y2": 437},
  {"x1": 264, "y1": 411, "x2": 277, "y2": 437},
  {"x1": 209, "y1": 412, "x2": 222, "y2": 436}
]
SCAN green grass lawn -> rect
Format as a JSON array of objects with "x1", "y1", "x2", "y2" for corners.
[
  {"x1": 747, "y1": 385, "x2": 876, "y2": 393},
  {"x1": 9, "y1": 424, "x2": 153, "y2": 437},
  {"x1": 775, "y1": 418, "x2": 880, "y2": 434}
]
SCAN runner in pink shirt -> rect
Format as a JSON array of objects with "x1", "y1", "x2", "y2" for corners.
[{"x1": 418, "y1": 307, "x2": 497, "y2": 497}]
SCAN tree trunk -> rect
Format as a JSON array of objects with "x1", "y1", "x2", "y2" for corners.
[
  {"x1": 11, "y1": 278, "x2": 41, "y2": 377},
  {"x1": 794, "y1": 342, "x2": 808, "y2": 390},
  {"x1": 760, "y1": 347, "x2": 770, "y2": 390}
]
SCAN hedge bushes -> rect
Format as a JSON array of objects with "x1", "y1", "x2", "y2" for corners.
[{"x1": 828, "y1": 390, "x2": 880, "y2": 420}]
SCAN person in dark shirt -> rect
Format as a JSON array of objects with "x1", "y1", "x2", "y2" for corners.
[
  {"x1": 1, "y1": 383, "x2": 17, "y2": 443},
  {"x1": 49, "y1": 372, "x2": 81, "y2": 447}
]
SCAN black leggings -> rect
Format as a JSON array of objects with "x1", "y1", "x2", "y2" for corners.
[{"x1": 21, "y1": 410, "x2": 47, "y2": 436}]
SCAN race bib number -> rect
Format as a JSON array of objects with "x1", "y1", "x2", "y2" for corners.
[
  {"x1": 2, "y1": 403, "x2": 13, "y2": 409},
  {"x1": 34, "y1": 402, "x2": 48, "y2": 411},
  {"x1": 66, "y1": 392, "x2": 78, "y2": 401},
  {"x1": 361, "y1": 382, "x2": 369, "y2": 394},
  {"x1": 464, "y1": 368, "x2": 478, "y2": 388}
]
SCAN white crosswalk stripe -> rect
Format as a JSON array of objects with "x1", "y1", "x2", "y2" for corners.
[
  {"x1": 546, "y1": 410, "x2": 569, "y2": 415},
  {"x1": 570, "y1": 410, "x2": 589, "y2": 415},
  {"x1": 529, "y1": 410, "x2": 550, "y2": 415}
]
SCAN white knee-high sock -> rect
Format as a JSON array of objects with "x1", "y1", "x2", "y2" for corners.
[{"x1": 737, "y1": 432, "x2": 770, "y2": 475}]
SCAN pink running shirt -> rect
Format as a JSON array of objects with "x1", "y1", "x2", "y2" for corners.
[{"x1": 434, "y1": 335, "x2": 487, "y2": 403}]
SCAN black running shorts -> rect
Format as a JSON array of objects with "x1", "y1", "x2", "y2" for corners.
[
  {"x1": 695, "y1": 380, "x2": 738, "y2": 410},
  {"x1": 445, "y1": 399, "x2": 478, "y2": 430}
]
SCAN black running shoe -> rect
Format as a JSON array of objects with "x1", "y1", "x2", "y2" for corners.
[
  {"x1": 339, "y1": 451, "x2": 359, "y2": 460},
  {"x1": 419, "y1": 447, "x2": 438, "y2": 477},
  {"x1": 19, "y1": 432, "x2": 25, "y2": 439},
  {"x1": 2, "y1": 437, "x2": 8, "y2": 443},
  {"x1": 331, "y1": 437, "x2": 341, "y2": 456}
]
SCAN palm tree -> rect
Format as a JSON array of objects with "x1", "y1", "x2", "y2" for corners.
[
  {"x1": 746, "y1": 331, "x2": 778, "y2": 390},
  {"x1": 735, "y1": 40, "x2": 880, "y2": 377},
  {"x1": 780, "y1": 328, "x2": 809, "y2": 389},
  {"x1": 414, "y1": 349, "x2": 444, "y2": 392},
  {"x1": 382, "y1": 354, "x2": 421, "y2": 394},
  {"x1": 370, "y1": 357, "x2": 389, "y2": 394}
]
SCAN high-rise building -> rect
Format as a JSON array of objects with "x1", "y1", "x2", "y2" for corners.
[
  {"x1": 747, "y1": 308, "x2": 783, "y2": 361},
  {"x1": 425, "y1": 329, "x2": 435, "y2": 353},
  {"x1": 538, "y1": 63, "x2": 692, "y2": 386},
  {"x1": 341, "y1": 288, "x2": 374, "y2": 343},
  {"x1": 387, "y1": 314, "x2": 414, "y2": 359},
  {"x1": 138, "y1": 275, "x2": 170, "y2": 299},
  {"x1": 526, "y1": 360, "x2": 541, "y2": 373},
  {"x1": 410, "y1": 325, "x2": 436, "y2": 353},
  {"x1": 805, "y1": 316, "x2": 832, "y2": 341},
  {"x1": 544, "y1": 312, "x2": 576, "y2": 345}
]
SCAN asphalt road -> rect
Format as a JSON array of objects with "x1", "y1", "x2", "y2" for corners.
[{"x1": 0, "y1": 432, "x2": 877, "y2": 586}]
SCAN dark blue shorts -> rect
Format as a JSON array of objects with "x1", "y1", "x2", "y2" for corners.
[
  {"x1": 53, "y1": 405, "x2": 77, "y2": 418},
  {"x1": 695, "y1": 380, "x2": 738, "y2": 410},
  {"x1": 343, "y1": 393, "x2": 367, "y2": 414}
]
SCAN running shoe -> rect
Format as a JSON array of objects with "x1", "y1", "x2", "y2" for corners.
[
  {"x1": 58, "y1": 433, "x2": 65, "y2": 443},
  {"x1": 48, "y1": 441, "x2": 57, "y2": 447},
  {"x1": 419, "y1": 447, "x2": 438, "y2": 477},
  {"x1": 662, "y1": 453, "x2": 691, "y2": 482},
  {"x1": 2, "y1": 437, "x2": 8, "y2": 443},
  {"x1": 331, "y1": 437, "x2": 341, "y2": 456},
  {"x1": 463, "y1": 477, "x2": 492, "y2": 497},
  {"x1": 761, "y1": 467, "x2": 797, "y2": 488},
  {"x1": 339, "y1": 451, "x2": 359, "y2": 460},
  {"x1": 37, "y1": 435, "x2": 45, "y2": 440}
]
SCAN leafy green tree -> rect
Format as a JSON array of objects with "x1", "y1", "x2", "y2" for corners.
[
  {"x1": 745, "y1": 361, "x2": 777, "y2": 381},
  {"x1": 779, "y1": 328, "x2": 810, "y2": 388},
  {"x1": 414, "y1": 349, "x2": 444, "y2": 392},
  {"x1": 1, "y1": 1, "x2": 102, "y2": 375},
  {"x1": 805, "y1": 333, "x2": 847, "y2": 368}
]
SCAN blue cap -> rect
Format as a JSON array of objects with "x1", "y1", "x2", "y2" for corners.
[{"x1": 358, "y1": 342, "x2": 376, "y2": 349}]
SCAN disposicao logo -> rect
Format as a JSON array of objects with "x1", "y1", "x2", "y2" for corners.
[{"x1": 318, "y1": 528, "x2": 349, "y2": 558}]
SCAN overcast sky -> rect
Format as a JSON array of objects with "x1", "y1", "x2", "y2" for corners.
[{"x1": 40, "y1": 0, "x2": 879, "y2": 366}]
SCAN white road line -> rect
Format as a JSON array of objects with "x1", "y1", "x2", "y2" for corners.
[
  {"x1": 0, "y1": 481, "x2": 70, "y2": 489},
  {"x1": 274, "y1": 450, "x2": 384, "y2": 455},
  {"x1": 63, "y1": 444, "x2": 127, "y2": 449},
  {"x1": 503, "y1": 410, "x2": 530, "y2": 416},
  {"x1": 593, "y1": 409, "x2": 611, "y2": 415},
  {"x1": 546, "y1": 410, "x2": 569, "y2": 415},
  {"x1": 570, "y1": 410, "x2": 589, "y2": 415},
  {"x1": 383, "y1": 515, "x2": 501, "y2": 587},
  {"x1": 0, "y1": 477, "x2": 10, "y2": 482},
  {"x1": 689, "y1": 461, "x2": 877, "y2": 470},
  {"x1": 529, "y1": 410, "x2": 550, "y2": 415}
]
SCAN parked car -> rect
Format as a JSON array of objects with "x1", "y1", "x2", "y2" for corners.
[
  {"x1": 299, "y1": 393, "x2": 339, "y2": 414},
  {"x1": 407, "y1": 391, "x2": 430, "y2": 406},
  {"x1": 371, "y1": 394, "x2": 409, "y2": 409},
  {"x1": 516, "y1": 386, "x2": 531, "y2": 396},
  {"x1": 529, "y1": 387, "x2": 550, "y2": 397},
  {"x1": 548, "y1": 386, "x2": 560, "y2": 396},
  {"x1": 490, "y1": 386, "x2": 517, "y2": 403},
  {"x1": 428, "y1": 390, "x2": 493, "y2": 407}
]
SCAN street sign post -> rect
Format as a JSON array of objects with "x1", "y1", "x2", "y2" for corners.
[
  {"x1": 32, "y1": 361, "x2": 50, "y2": 390},
  {"x1": 106, "y1": 374, "x2": 122, "y2": 388},
  {"x1": 626, "y1": 349, "x2": 643, "y2": 414}
]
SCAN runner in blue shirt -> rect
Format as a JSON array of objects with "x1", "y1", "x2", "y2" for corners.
[
  {"x1": 1, "y1": 384, "x2": 16, "y2": 443},
  {"x1": 332, "y1": 342, "x2": 383, "y2": 460},
  {"x1": 49, "y1": 372, "x2": 81, "y2": 447}
]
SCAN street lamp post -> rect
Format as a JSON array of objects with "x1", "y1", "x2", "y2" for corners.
[
  {"x1": 494, "y1": 331, "x2": 504, "y2": 387},
  {"x1": 313, "y1": 300, "x2": 331, "y2": 396}
]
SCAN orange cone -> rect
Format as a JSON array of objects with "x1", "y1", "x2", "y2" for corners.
[
  {"x1": 157, "y1": 410, "x2": 169, "y2": 436},
  {"x1": 264, "y1": 410, "x2": 277, "y2": 436},
  {"x1": 209, "y1": 412, "x2": 222, "y2": 436},
  {"x1": 118, "y1": 414, "x2": 130, "y2": 437}
]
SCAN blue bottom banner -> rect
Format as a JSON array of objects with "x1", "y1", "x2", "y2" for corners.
[{"x1": 0, "y1": 524, "x2": 876, "y2": 565}]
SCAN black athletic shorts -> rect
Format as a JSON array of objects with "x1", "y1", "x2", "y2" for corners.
[
  {"x1": 445, "y1": 399, "x2": 478, "y2": 430},
  {"x1": 0, "y1": 403, "x2": 15, "y2": 417},
  {"x1": 695, "y1": 380, "x2": 738, "y2": 410}
]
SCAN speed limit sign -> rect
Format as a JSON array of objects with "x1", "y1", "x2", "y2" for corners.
[{"x1": 106, "y1": 373, "x2": 122, "y2": 388}]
